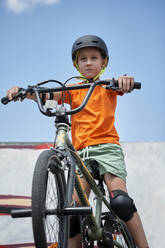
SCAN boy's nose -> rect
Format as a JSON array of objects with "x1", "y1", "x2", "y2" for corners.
[{"x1": 86, "y1": 59, "x2": 91, "y2": 65}]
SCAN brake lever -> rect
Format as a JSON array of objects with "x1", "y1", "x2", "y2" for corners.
[{"x1": 19, "y1": 88, "x2": 27, "y2": 100}]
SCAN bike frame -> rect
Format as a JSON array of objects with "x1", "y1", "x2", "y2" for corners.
[{"x1": 54, "y1": 116, "x2": 117, "y2": 242}]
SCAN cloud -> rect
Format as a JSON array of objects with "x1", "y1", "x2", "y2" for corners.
[{"x1": 6, "y1": 0, "x2": 60, "y2": 13}]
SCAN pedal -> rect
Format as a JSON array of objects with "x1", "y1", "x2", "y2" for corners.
[
  {"x1": 11, "y1": 208, "x2": 31, "y2": 218},
  {"x1": 46, "y1": 206, "x2": 92, "y2": 216}
]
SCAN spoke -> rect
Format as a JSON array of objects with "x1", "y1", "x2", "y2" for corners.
[{"x1": 44, "y1": 170, "x2": 60, "y2": 243}]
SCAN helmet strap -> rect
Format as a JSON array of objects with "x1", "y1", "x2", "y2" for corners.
[
  {"x1": 93, "y1": 57, "x2": 108, "y2": 81},
  {"x1": 74, "y1": 51, "x2": 80, "y2": 70}
]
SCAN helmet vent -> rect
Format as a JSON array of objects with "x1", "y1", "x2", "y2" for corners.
[
  {"x1": 92, "y1": 40, "x2": 98, "y2": 43},
  {"x1": 76, "y1": 42, "x2": 82, "y2": 46}
]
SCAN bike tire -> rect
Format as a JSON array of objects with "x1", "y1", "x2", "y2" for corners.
[{"x1": 31, "y1": 149, "x2": 68, "y2": 248}]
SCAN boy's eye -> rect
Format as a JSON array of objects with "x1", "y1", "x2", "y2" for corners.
[{"x1": 80, "y1": 57, "x2": 86, "y2": 61}]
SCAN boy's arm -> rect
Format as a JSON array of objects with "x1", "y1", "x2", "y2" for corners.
[{"x1": 6, "y1": 86, "x2": 62, "y2": 102}]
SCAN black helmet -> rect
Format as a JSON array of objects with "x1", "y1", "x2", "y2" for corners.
[{"x1": 72, "y1": 35, "x2": 109, "y2": 61}]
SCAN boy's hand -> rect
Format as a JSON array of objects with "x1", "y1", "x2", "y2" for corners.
[
  {"x1": 118, "y1": 75, "x2": 134, "y2": 93},
  {"x1": 6, "y1": 86, "x2": 34, "y2": 102},
  {"x1": 6, "y1": 86, "x2": 20, "y2": 101}
]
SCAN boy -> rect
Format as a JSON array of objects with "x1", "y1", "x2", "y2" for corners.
[{"x1": 7, "y1": 35, "x2": 149, "y2": 248}]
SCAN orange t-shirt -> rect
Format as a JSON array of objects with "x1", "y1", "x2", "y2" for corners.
[{"x1": 63, "y1": 83, "x2": 123, "y2": 151}]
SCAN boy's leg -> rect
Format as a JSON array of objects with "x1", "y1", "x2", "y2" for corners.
[
  {"x1": 67, "y1": 234, "x2": 81, "y2": 248},
  {"x1": 104, "y1": 173, "x2": 149, "y2": 248},
  {"x1": 67, "y1": 177, "x2": 91, "y2": 248}
]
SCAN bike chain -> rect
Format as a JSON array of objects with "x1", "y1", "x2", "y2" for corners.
[
  {"x1": 81, "y1": 212, "x2": 120, "y2": 248},
  {"x1": 102, "y1": 211, "x2": 122, "y2": 234},
  {"x1": 81, "y1": 216, "x2": 94, "y2": 248}
]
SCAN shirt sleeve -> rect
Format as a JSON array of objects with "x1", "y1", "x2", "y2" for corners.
[
  {"x1": 117, "y1": 91, "x2": 124, "y2": 96},
  {"x1": 109, "y1": 89, "x2": 124, "y2": 96}
]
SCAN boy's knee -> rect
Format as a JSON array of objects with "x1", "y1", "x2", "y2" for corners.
[{"x1": 110, "y1": 190, "x2": 137, "y2": 222}]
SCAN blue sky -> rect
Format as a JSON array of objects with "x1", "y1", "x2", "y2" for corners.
[{"x1": 0, "y1": 0, "x2": 164, "y2": 143}]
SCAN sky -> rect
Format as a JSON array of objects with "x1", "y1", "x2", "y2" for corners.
[{"x1": 0, "y1": 0, "x2": 165, "y2": 143}]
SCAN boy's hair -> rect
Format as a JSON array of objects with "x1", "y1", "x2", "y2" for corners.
[{"x1": 72, "y1": 35, "x2": 109, "y2": 62}]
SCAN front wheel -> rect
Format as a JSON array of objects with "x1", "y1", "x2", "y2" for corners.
[{"x1": 31, "y1": 149, "x2": 68, "y2": 248}]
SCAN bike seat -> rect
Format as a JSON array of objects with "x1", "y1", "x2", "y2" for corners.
[
  {"x1": 89, "y1": 160, "x2": 103, "y2": 181},
  {"x1": 89, "y1": 160, "x2": 105, "y2": 195}
]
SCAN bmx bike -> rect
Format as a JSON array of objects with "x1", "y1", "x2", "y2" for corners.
[{"x1": 1, "y1": 77, "x2": 141, "y2": 248}]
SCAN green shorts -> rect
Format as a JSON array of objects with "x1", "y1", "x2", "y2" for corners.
[{"x1": 77, "y1": 143, "x2": 127, "y2": 182}]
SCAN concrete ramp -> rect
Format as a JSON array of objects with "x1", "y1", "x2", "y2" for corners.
[
  {"x1": 0, "y1": 142, "x2": 165, "y2": 248},
  {"x1": 0, "y1": 147, "x2": 42, "y2": 247}
]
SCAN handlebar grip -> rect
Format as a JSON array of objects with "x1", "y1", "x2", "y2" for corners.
[
  {"x1": 114, "y1": 80, "x2": 141, "y2": 89},
  {"x1": 134, "y1": 82, "x2": 141, "y2": 89},
  {"x1": 1, "y1": 96, "x2": 11, "y2": 105}
]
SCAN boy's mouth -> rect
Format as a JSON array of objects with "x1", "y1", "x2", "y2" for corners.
[{"x1": 85, "y1": 69, "x2": 93, "y2": 73}]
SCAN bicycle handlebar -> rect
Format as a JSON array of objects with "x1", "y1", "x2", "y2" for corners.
[{"x1": 1, "y1": 78, "x2": 141, "y2": 117}]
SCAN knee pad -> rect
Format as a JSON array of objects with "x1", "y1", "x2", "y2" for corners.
[{"x1": 110, "y1": 190, "x2": 137, "y2": 222}]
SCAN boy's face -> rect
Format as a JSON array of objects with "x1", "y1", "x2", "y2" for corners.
[{"x1": 77, "y1": 47, "x2": 105, "y2": 79}]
